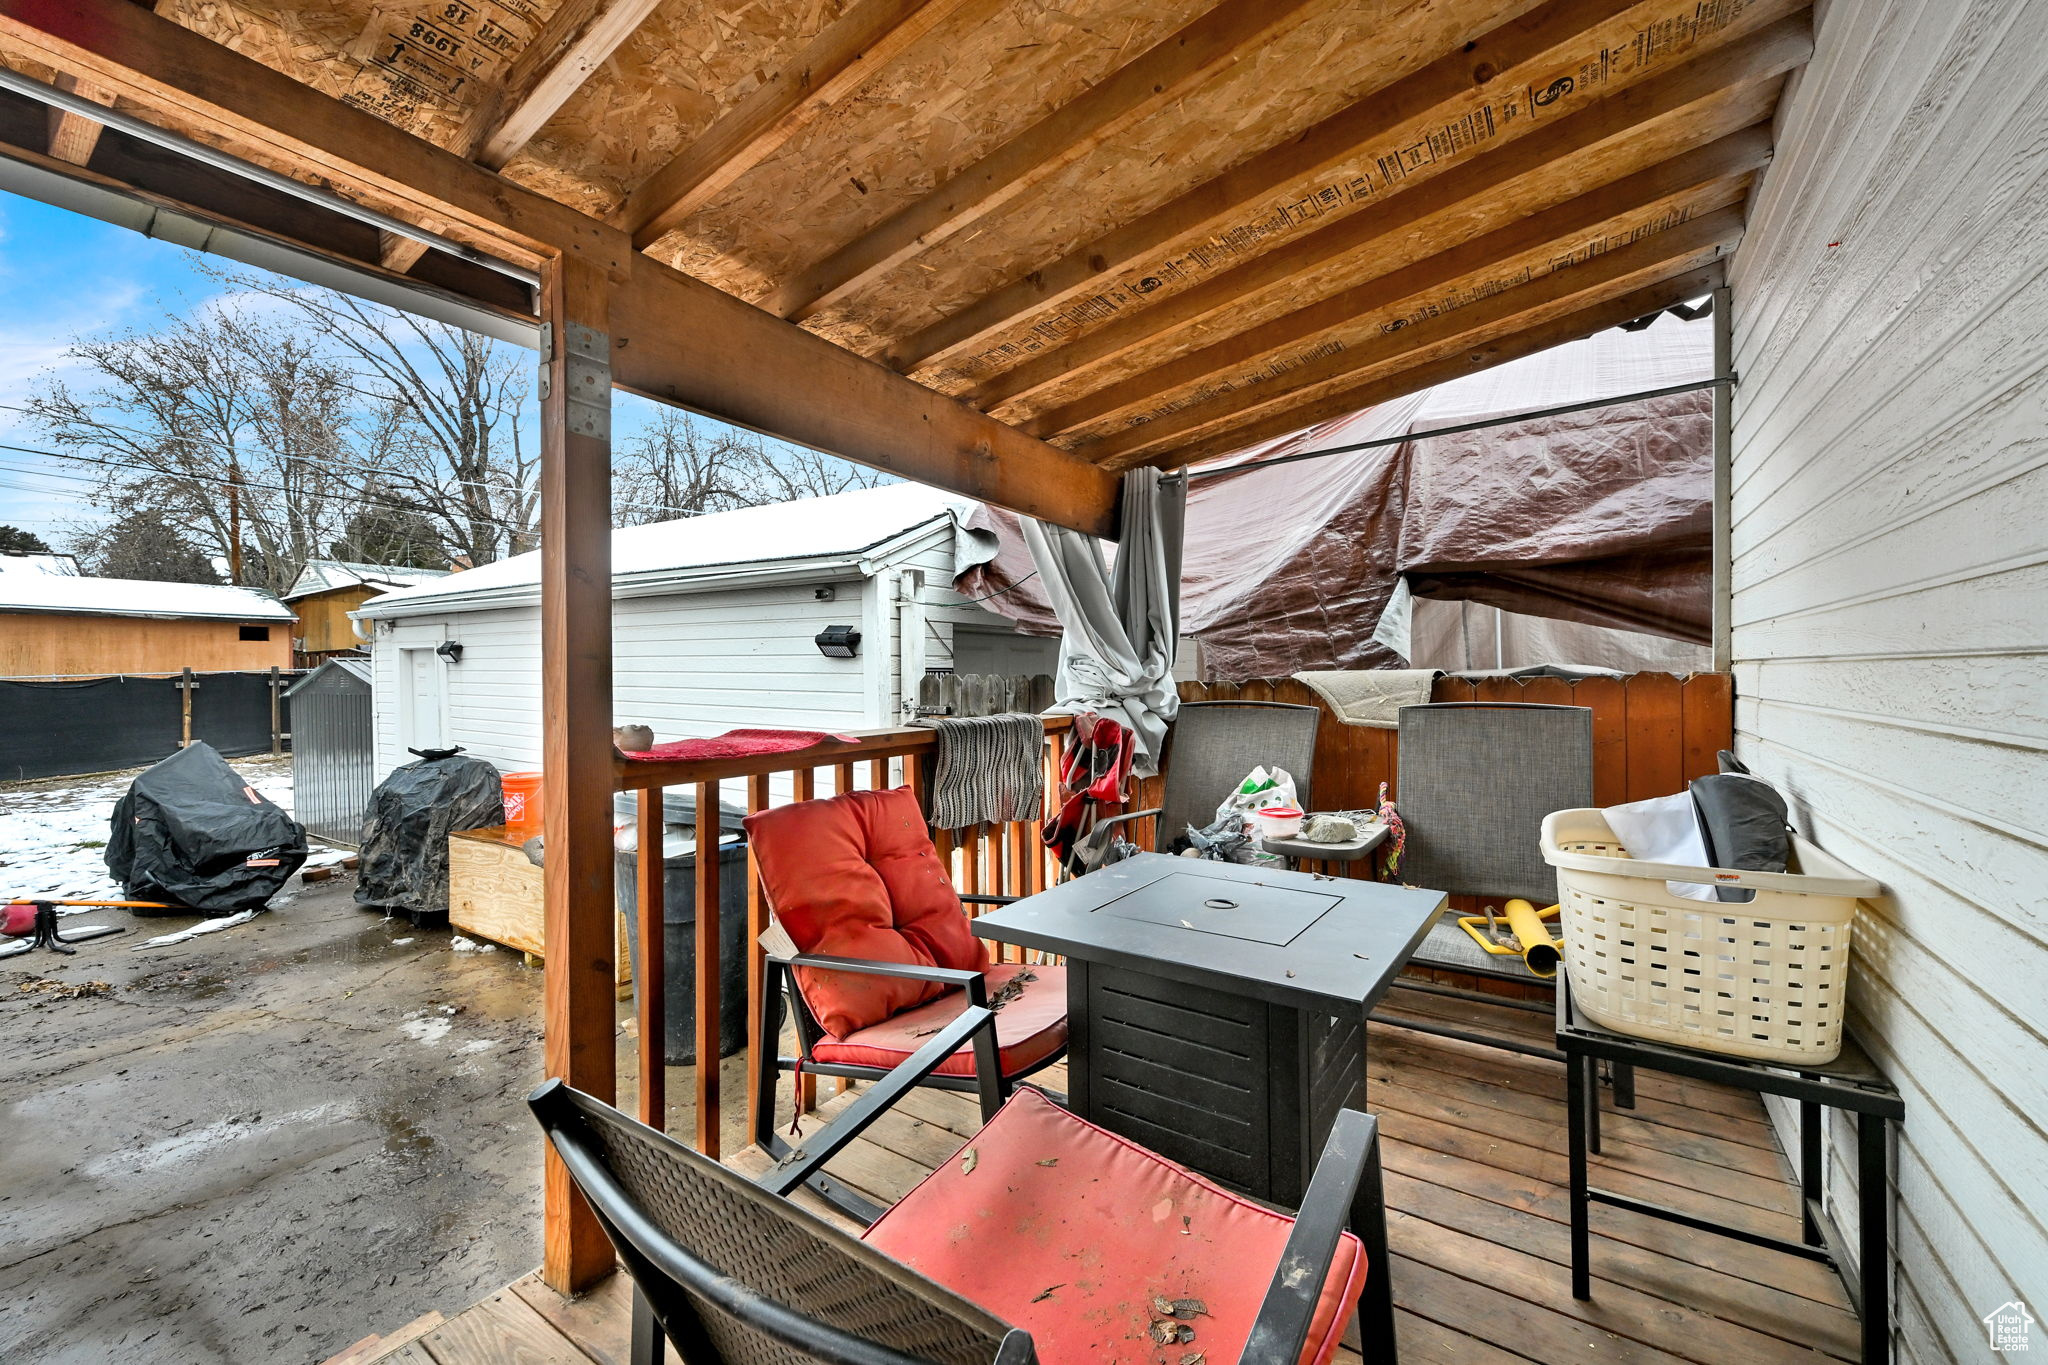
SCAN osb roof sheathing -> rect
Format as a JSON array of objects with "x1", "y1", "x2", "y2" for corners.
[{"x1": 110, "y1": 0, "x2": 1810, "y2": 470}]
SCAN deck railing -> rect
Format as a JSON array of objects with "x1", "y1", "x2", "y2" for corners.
[
  {"x1": 602, "y1": 672, "x2": 1732, "y2": 1157},
  {"x1": 612, "y1": 717, "x2": 1073, "y2": 1157}
]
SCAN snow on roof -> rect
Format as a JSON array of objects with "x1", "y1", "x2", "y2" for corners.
[
  {"x1": 0, "y1": 574, "x2": 295, "y2": 621},
  {"x1": 362, "y1": 481, "x2": 965, "y2": 616},
  {"x1": 284, "y1": 559, "x2": 452, "y2": 600},
  {"x1": 0, "y1": 552, "x2": 81, "y2": 576}
]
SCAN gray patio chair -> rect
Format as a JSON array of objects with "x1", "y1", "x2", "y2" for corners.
[
  {"x1": 1374, "y1": 702, "x2": 1598, "y2": 1063},
  {"x1": 1099, "y1": 700, "x2": 1319, "y2": 852},
  {"x1": 532, "y1": 1002, "x2": 1395, "y2": 1365}
]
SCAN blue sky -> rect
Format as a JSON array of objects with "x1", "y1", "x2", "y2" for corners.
[
  {"x1": 0, "y1": 190, "x2": 189, "y2": 541},
  {"x1": 0, "y1": 187, "x2": 710, "y2": 549}
]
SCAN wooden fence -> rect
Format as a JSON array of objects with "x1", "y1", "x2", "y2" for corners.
[{"x1": 1138, "y1": 672, "x2": 1733, "y2": 813}]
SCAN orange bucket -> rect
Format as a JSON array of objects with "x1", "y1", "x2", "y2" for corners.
[{"x1": 501, "y1": 771, "x2": 543, "y2": 830}]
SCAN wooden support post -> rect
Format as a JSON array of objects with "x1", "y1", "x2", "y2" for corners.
[
  {"x1": 539, "y1": 252, "x2": 617, "y2": 1297},
  {"x1": 693, "y1": 779, "x2": 722, "y2": 1155},
  {"x1": 177, "y1": 667, "x2": 195, "y2": 747},
  {"x1": 744, "y1": 771, "x2": 770, "y2": 1140},
  {"x1": 268, "y1": 665, "x2": 282, "y2": 757},
  {"x1": 635, "y1": 787, "x2": 664, "y2": 1129}
]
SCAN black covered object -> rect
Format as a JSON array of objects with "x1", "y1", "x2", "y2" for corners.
[
  {"x1": 105, "y1": 742, "x2": 308, "y2": 914},
  {"x1": 355, "y1": 751, "x2": 506, "y2": 920},
  {"x1": 615, "y1": 837, "x2": 749, "y2": 1064},
  {"x1": 1690, "y1": 772, "x2": 1792, "y2": 903}
]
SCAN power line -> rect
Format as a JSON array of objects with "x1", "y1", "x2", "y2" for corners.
[
  {"x1": 0, "y1": 441, "x2": 540, "y2": 536},
  {"x1": 0, "y1": 403, "x2": 715, "y2": 519}
]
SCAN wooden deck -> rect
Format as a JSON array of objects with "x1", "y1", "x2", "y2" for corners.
[{"x1": 330, "y1": 991, "x2": 1860, "y2": 1365}]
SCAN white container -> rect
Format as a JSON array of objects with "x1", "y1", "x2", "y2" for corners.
[
  {"x1": 1253, "y1": 806, "x2": 1305, "y2": 839},
  {"x1": 1540, "y1": 808, "x2": 1881, "y2": 1065}
]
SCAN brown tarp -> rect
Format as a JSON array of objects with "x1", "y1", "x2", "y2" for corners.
[{"x1": 957, "y1": 314, "x2": 1713, "y2": 680}]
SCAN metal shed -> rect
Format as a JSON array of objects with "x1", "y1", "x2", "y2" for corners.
[{"x1": 285, "y1": 657, "x2": 373, "y2": 847}]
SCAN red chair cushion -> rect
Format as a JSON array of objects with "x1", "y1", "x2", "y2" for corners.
[
  {"x1": 744, "y1": 788, "x2": 989, "y2": 1037},
  {"x1": 864, "y1": 1089, "x2": 1366, "y2": 1365},
  {"x1": 811, "y1": 964, "x2": 1067, "y2": 1079}
]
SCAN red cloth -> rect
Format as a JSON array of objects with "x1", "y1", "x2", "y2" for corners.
[
  {"x1": 810, "y1": 963, "x2": 1067, "y2": 1078},
  {"x1": 865, "y1": 1088, "x2": 1366, "y2": 1365},
  {"x1": 744, "y1": 788, "x2": 989, "y2": 1037},
  {"x1": 620, "y1": 728, "x2": 856, "y2": 762}
]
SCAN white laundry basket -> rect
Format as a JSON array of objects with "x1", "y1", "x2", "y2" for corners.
[{"x1": 1540, "y1": 809, "x2": 1881, "y2": 1064}]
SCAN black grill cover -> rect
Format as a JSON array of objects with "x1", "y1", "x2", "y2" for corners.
[
  {"x1": 354, "y1": 752, "x2": 506, "y2": 919},
  {"x1": 105, "y1": 742, "x2": 309, "y2": 914}
]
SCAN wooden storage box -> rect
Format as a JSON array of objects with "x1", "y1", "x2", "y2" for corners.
[{"x1": 448, "y1": 825, "x2": 631, "y2": 990}]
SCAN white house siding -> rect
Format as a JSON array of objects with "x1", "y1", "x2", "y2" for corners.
[
  {"x1": 1726, "y1": 1, "x2": 2048, "y2": 1359},
  {"x1": 370, "y1": 580, "x2": 873, "y2": 781}
]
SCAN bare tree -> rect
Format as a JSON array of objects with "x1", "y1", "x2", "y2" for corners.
[
  {"x1": 25, "y1": 300, "x2": 363, "y2": 594},
  {"x1": 612, "y1": 409, "x2": 772, "y2": 526},
  {"x1": 31, "y1": 268, "x2": 892, "y2": 580},
  {"x1": 220, "y1": 270, "x2": 538, "y2": 564},
  {"x1": 755, "y1": 444, "x2": 890, "y2": 503},
  {"x1": 612, "y1": 409, "x2": 889, "y2": 527}
]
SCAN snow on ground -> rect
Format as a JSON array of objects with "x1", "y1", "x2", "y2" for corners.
[{"x1": 0, "y1": 754, "x2": 348, "y2": 907}]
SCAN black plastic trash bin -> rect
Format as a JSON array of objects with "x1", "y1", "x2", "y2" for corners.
[{"x1": 616, "y1": 832, "x2": 750, "y2": 1065}]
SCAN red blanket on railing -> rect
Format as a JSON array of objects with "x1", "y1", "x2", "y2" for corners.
[{"x1": 619, "y1": 728, "x2": 858, "y2": 763}]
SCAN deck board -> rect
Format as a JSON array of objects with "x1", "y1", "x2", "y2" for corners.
[{"x1": 337, "y1": 993, "x2": 1858, "y2": 1365}]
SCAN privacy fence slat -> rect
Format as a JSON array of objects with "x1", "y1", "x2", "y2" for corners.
[
  {"x1": 0, "y1": 669, "x2": 300, "y2": 782},
  {"x1": 744, "y1": 772, "x2": 770, "y2": 1140},
  {"x1": 693, "y1": 779, "x2": 722, "y2": 1157}
]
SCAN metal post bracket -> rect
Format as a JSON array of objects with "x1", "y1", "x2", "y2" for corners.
[{"x1": 563, "y1": 321, "x2": 612, "y2": 441}]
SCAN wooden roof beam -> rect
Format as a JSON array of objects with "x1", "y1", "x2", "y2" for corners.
[
  {"x1": 1026, "y1": 126, "x2": 1769, "y2": 439},
  {"x1": 1080, "y1": 204, "x2": 1743, "y2": 467},
  {"x1": 1135, "y1": 260, "x2": 1727, "y2": 471},
  {"x1": 618, "y1": 0, "x2": 985, "y2": 251},
  {"x1": 888, "y1": 0, "x2": 1810, "y2": 377},
  {"x1": 969, "y1": 54, "x2": 1802, "y2": 414},
  {"x1": 760, "y1": 0, "x2": 1327, "y2": 322},
  {"x1": 473, "y1": 0, "x2": 668, "y2": 172},
  {"x1": 45, "y1": 71, "x2": 111, "y2": 165},
  {"x1": 380, "y1": 0, "x2": 667, "y2": 273},
  {"x1": 0, "y1": 0, "x2": 1121, "y2": 537}
]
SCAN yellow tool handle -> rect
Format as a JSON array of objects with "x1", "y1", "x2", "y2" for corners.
[{"x1": 1502, "y1": 898, "x2": 1563, "y2": 979}]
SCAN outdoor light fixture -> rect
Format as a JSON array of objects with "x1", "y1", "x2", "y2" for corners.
[
  {"x1": 814, "y1": 626, "x2": 861, "y2": 659},
  {"x1": 436, "y1": 640, "x2": 464, "y2": 663}
]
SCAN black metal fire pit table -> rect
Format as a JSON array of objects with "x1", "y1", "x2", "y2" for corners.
[{"x1": 970, "y1": 852, "x2": 1444, "y2": 1207}]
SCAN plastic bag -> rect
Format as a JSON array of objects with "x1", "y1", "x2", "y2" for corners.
[
  {"x1": 1183, "y1": 766, "x2": 1298, "y2": 864},
  {"x1": 1210, "y1": 765, "x2": 1298, "y2": 836}
]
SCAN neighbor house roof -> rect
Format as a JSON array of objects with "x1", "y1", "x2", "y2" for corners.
[
  {"x1": 358, "y1": 481, "x2": 967, "y2": 619},
  {"x1": 0, "y1": 574, "x2": 295, "y2": 622},
  {"x1": 284, "y1": 559, "x2": 452, "y2": 601},
  {"x1": 0, "y1": 552, "x2": 81, "y2": 576}
]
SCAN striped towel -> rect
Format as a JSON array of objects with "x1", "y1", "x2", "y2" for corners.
[{"x1": 930, "y1": 714, "x2": 1045, "y2": 831}]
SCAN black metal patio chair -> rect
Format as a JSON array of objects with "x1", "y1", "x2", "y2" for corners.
[
  {"x1": 532, "y1": 1003, "x2": 1395, "y2": 1365},
  {"x1": 1096, "y1": 699, "x2": 1320, "y2": 853},
  {"x1": 1371, "y1": 701, "x2": 1614, "y2": 1070}
]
